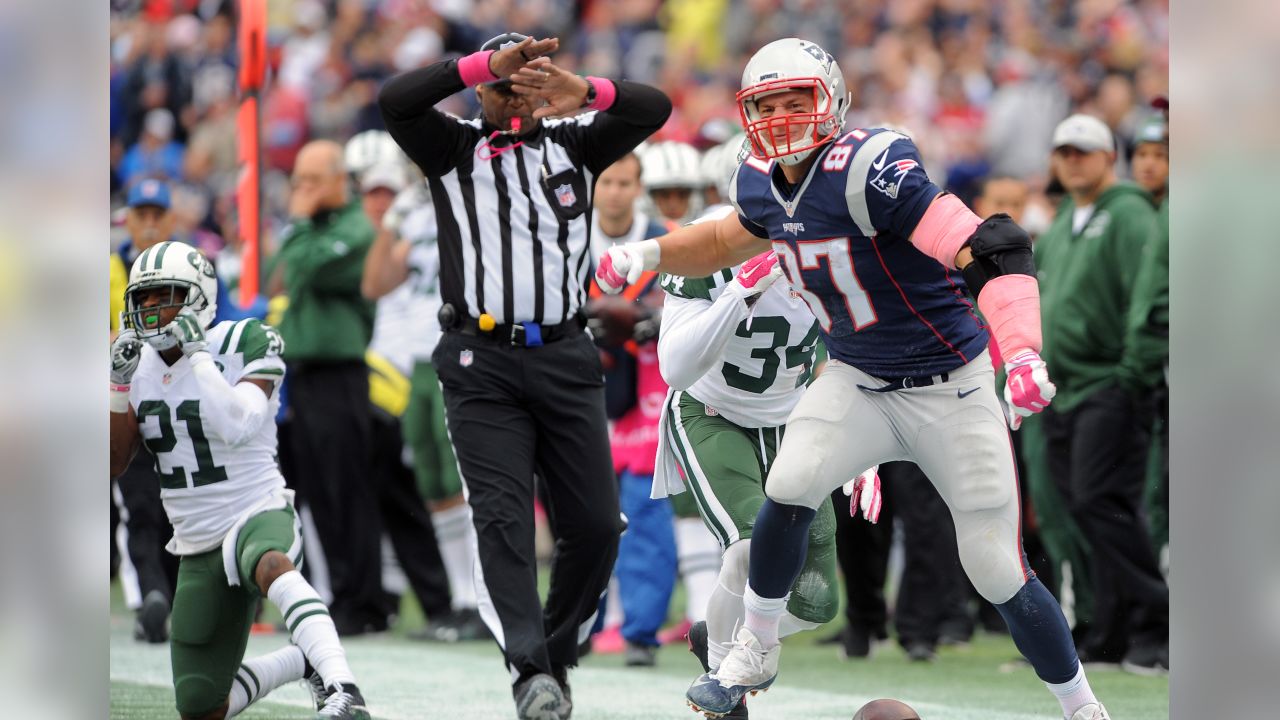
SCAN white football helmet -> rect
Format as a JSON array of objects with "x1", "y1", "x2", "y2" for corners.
[
  {"x1": 737, "y1": 38, "x2": 850, "y2": 166},
  {"x1": 705, "y1": 135, "x2": 751, "y2": 203},
  {"x1": 124, "y1": 241, "x2": 219, "y2": 350},
  {"x1": 641, "y1": 141, "x2": 705, "y2": 223},
  {"x1": 344, "y1": 130, "x2": 406, "y2": 178}
]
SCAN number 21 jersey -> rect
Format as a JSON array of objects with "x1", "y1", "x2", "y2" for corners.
[
  {"x1": 730, "y1": 128, "x2": 988, "y2": 378},
  {"x1": 130, "y1": 318, "x2": 287, "y2": 555}
]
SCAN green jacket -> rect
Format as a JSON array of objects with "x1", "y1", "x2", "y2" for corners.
[
  {"x1": 1125, "y1": 197, "x2": 1170, "y2": 389},
  {"x1": 277, "y1": 199, "x2": 375, "y2": 362},
  {"x1": 1035, "y1": 182, "x2": 1159, "y2": 411}
]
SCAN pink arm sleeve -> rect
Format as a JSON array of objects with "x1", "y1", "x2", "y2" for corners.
[
  {"x1": 586, "y1": 77, "x2": 617, "y2": 111},
  {"x1": 909, "y1": 193, "x2": 982, "y2": 269},
  {"x1": 457, "y1": 51, "x2": 498, "y2": 87},
  {"x1": 977, "y1": 274, "x2": 1043, "y2": 359}
]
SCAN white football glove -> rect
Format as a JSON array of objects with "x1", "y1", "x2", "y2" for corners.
[
  {"x1": 842, "y1": 466, "x2": 882, "y2": 523},
  {"x1": 166, "y1": 307, "x2": 209, "y2": 358},
  {"x1": 110, "y1": 328, "x2": 143, "y2": 386},
  {"x1": 594, "y1": 239, "x2": 661, "y2": 295}
]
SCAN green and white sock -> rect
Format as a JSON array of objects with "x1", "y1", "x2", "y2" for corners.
[
  {"x1": 226, "y1": 645, "x2": 305, "y2": 717},
  {"x1": 268, "y1": 570, "x2": 356, "y2": 689}
]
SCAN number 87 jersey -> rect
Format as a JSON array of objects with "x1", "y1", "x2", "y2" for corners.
[
  {"x1": 731, "y1": 127, "x2": 989, "y2": 379},
  {"x1": 130, "y1": 317, "x2": 288, "y2": 555}
]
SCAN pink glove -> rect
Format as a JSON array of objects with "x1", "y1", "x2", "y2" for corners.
[
  {"x1": 594, "y1": 240, "x2": 660, "y2": 294},
  {"x1": 1004, "y1": 350, "x2": 1057, "y2": 430},
  {"x1": 842, "y1": 466, "x2": 882, "y2": 523}
]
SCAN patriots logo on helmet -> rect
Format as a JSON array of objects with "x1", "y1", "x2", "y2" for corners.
[{"x1": 870, "y1": 158, "x2": 919, "y2": 199}]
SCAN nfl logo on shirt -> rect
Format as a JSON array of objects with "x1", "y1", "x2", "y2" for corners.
[
  {"x1": 555, "y1": 183, "x2": 576, "y2": 207},
  {"x1": 460, "y1": 349, "x2": 474, "y2": 367}
]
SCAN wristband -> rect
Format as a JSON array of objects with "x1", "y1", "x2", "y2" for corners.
[
  {"x1": 584, "y1": 76, "x2": 617, "y2": 111},
  {"x1": 110, "y1": 386, "x2": 131, "y2": 414}
]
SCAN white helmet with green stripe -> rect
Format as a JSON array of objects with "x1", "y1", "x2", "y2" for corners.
[{"x1": 125, "y1": 241, "x2": 219, "y2": 350}]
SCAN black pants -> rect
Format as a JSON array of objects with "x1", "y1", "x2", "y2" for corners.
[
  {"x1": 881, "y1": 462, "x2": 972, "y2": 648},
  {"x1": 371, "y1": 406, "x2": 452, "y2": 621},
  {"x1": 831, "y1": 484, "x2": 892, "y2": 639},
  {"x1": 1042, "y1": 384, "x2": 1169, "y2": 656},
  {"x1": 114, "y1": 449, "x2": 178, "y2": 603},
  {"x1": 434, "y1": 331, "x2": 621, "y2": 685},
  {"x1": 286, "y1": 361, "x2": 385, "y2": 635}
]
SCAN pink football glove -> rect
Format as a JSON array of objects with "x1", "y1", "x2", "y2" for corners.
[
  {"x1": 733, "y1": 251, "x2": 783, "y2": 306},
  {"x1": 842, "y1": 466, "x2": 882, "y2": 523},
  {"x1": 1003, "y1": 350, "x2": 1057, "y2": 430}
]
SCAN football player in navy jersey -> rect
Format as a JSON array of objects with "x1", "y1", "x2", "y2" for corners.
[{"x1": 596, "y1": 38, "x2": 1109, "y2": 720}]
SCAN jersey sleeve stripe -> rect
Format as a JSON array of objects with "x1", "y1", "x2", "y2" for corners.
[{"x1": 844, "y1": 131, "x2": 905, "y2": 237}]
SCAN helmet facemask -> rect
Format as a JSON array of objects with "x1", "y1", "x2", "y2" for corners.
[
  {"x1": 738, "y1": 78, "x2": 840, "y2": 166},
  {"x1": 124, "y1": 280, "x2": 210, "y2": 351}
]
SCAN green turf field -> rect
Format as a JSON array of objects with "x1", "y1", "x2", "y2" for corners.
[{"x1": 110, "y1": 583, "x2": 1168, "y2": 719}]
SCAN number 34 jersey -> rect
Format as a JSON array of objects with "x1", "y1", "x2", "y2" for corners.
[
  {"x1": 730, "y1": 128, "x2": 988, "y2": 378},
  {"x1": 129, "y1": 318, "x2": 287, "y2": 555}
]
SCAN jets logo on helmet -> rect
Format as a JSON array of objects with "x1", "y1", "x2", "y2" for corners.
[
  {"x1": 124, "y1": 241, "x2": 219, "y2": 351},
  {"x1": 737, "y1": 38, "x2": 851, "y2": 166}
]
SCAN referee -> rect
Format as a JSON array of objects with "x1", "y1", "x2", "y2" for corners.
[{"x1": 378, "y1": 32, "x2": 671, "y2": 719}]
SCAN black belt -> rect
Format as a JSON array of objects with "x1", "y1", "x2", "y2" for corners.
[
  {"x1": 858, "y1": 371, "x2": 950, "y2": 393},
  {"x1": 453, "y1": 315, "x2": 584, "y2": 347}
]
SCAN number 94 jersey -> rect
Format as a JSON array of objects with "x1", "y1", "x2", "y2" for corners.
[
  {"x1": 731, "y1": 128, "x2": 988, "y2": 378},
  {"x1": 130, "y1": 318, "x2": 287, "y2": 555}
]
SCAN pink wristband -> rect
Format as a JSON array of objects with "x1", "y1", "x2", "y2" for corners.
[
  {"x1": 586, "y1": 77, "x2": 617, "y2": 111},
  {"x1": 110, "y1": 383, "x2": 130, "y2": 393},
  {"x1": 458, "y1": 51, "x2": 499, "y2": 87},
  {"x1": 910, "y1": 193, "x2": 981, "y2": 269},
  {"x1": 976, "y1": 274, "x2": 1042, "y2": 359}
]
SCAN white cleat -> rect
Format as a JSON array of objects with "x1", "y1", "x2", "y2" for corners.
[
  {"x1": 685, "y1": 626, "x2": 779, "y2": 717},
  {"x1": 1069, "y1": 702, "x2": 1111, "y2": 720}
]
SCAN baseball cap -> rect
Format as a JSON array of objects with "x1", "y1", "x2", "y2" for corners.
[
  {"x1": 479, "y1": 32, "x2": 530, "y2": 88},
  {"x1": 1134, "y1": 114, "x2": 1168, "y2": 146},
  {"x1": 360, "y1": 162, "x2": 408, "y2": 194},
  {"x1": 127, "y1": 179, "x2": 172, "y2": 209},
  {"x1": 1052, "y1": 114, "x2": 1115, "y2": 153}
]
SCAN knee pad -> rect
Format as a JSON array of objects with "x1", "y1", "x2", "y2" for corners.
[
  {"x1": 954, "y1": 512, "x2": 1027, "y2": 605},
  {"x1": 174, "y1": 673, "x2": 227, "y2": 718},
  {"x1": 765, "y1": 435, "x2": 829, "y2": 509},
  {"x1": 718, "y1": 540, "x2": 750, "y2": 594}
]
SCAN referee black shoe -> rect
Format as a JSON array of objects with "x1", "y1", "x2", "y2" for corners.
[{"x1": 514, "y1": 673, "x2": 567, "y2": 720}]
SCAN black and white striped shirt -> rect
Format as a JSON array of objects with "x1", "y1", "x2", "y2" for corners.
[{"x1": 379, "y1": 63, "x2": 671, "y2": 325}]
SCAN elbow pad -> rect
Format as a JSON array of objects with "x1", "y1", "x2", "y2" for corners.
[{"x1": 959, "y1": 213, "x2": 1036, "y2": 296}]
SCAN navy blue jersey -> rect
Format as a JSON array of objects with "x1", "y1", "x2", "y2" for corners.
[{"x1": 729, "y1": 128, "x2": 987, "y2": 377}]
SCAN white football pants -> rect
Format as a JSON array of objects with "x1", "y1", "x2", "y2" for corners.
[{"x1": 765, "y1": 350, "x2": 1028, "y2": 605}]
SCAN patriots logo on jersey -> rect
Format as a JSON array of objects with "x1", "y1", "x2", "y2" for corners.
[
  {"x1": 870, "y1": 157, "x2": 919, "y2": 200},
  {"x1": 555, "y1": 184, "x2": 576, "y2": 207}
]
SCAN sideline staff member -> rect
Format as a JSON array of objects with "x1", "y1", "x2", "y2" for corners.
[{"x1": 378, "y1": 32, "x2": 671, "y2": 718}]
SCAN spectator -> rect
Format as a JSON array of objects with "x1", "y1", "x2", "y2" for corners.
[
  {"x1": 276, "y1": 139, "x2": 383, "y2": 636},
  {"x1": 357, "y1": 151, "x2": 489, "y2": 643},
  {"x1": 1035, "y1": 114, "x2": 1169, "y2": 674},
  {"x1": 119, "y1": 108, "x2": 186, "y2": 188},
  {"x1": 1130, "y1": 111, "x2": 1169, "y2": 205},
  {"x1": 586, "y1": 153, "x2": 676, "y2": 666}
]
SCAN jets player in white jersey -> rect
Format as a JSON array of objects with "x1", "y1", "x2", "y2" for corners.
[
  {"x1": 654, "y1": 205, "x2": 882, "y2": 720},
  {"x1": 598, "y1": 38, "x2": 1107, "y2": 720},
  {"x1": 109, "y1": 242, "x2": 369, "y2": 720}
]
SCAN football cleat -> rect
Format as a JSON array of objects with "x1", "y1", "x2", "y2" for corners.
[
  {"x1": 134, "y1": 590, "x2": 170, "y2": 644},
  {"x1": 685, "y1": 626, "x2": 777, "y2": 718},
  {"x1": 315, "y1": 683, "x2": 370, "y2": 720},
  {"x1": 686, "y1": 621, "x2": 749, "y2": 718},
  {"x1": 1068, "y1": 702, "x2": 1111, "y2": 720},
  {"x1": 301, "y1": 657, "x2": 326, "y2": 712},
  {"x1": 514, "y1": 673, "x2": 568, "y2": 720}
]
